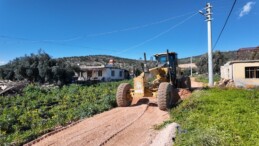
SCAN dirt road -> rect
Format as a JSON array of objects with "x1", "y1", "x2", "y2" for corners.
[
  {"x1": 28, "y1": 97, "x2": 168, "y2": 146},
  {"x1": 27, "y1": 79, "x2": 203, "y2": 146},
  {"x1": 190, "y1": 77, "x2": 204, "y2": 89}
]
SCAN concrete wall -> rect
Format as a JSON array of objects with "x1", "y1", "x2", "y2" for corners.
[{"x1": 220, "y1": 64, "x2": 233, "y2": 80}]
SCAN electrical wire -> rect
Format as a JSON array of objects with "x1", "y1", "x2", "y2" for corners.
[
  {"x1": 213, "y1": 0, "x2": 237, "y2": 50},
  {"x1": 115, "y1": 12, "x2": 199, "y2": 55},
  {"x1": 0, "y1": 11, "x2": 198, "y2": 54},
  {"x1": 36, "y1": 11, "x2": 197, "y2": 42},
  {"x1": 0, "y1": 35, "x2": 117, "y2": 52},
  {"x1": 84, "y1": 11, "x2": 196, "y2": 37},
  {"x1": 0, "y1": 10, "x2": 199, "y2": 56}
]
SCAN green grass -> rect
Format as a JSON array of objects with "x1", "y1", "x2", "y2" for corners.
[
  {"x1": 170, "y1": 88, "x2": 259, "y2": 146},
  {"x1": 0, "y1": 80, "x2": 132, "y2": 145},
  {"x1": 194, "y1": 74, "x2": 221, "y2": 84}
]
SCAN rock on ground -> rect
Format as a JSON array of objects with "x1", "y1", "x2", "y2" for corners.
[{"x1": 150, "y1": 123, "x2": 179, "y2": 146}]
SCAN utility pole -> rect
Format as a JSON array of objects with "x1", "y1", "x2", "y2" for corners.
[
  {"x1": 200, "y1": 3, "x2": 213, "y2": 86},
  {"x1": 190, "y1": 56, "x2": 193, "y2": 77}
]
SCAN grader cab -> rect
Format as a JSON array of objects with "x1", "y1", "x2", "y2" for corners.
[{"x1": 116, "y1": 50, "x2": 191, "y2": 110}]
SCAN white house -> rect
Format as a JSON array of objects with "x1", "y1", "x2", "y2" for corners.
[
  {"x1": 76, "y1": 60, "x2": 129, "y2": 81},
  {"x1": 221, "y1": 60, "x2": 259, "y2": 87}
]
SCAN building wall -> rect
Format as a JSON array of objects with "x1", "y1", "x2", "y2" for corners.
[
  {"x1": 103, "y1": 68, "x2": 125, "y2": 81},
  {"x1": 220, "y1": 64, "x2": 233, "y2": 80},
  {"x1": 233, "y1": 62, "x2": 259, "y2": 87},
  {"x1": 79, "y1": 68, "x2": 125, "y2": 81}
]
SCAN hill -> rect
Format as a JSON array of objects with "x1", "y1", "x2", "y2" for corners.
[
  {"x1": 58, "y1": 55, "x2": 157, "y2": 71},
  {"x1": 178, "y1": 46, "x2": 259, "y2": 64},
  {"x1": 178, "y1": 51, "x2": 236, "y2": 64}
]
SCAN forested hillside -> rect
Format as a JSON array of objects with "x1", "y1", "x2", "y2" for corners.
[
  {"x1": 179, "y1": 47, "x2": 259, "y2": 64},
  {"x1": 179, "y1": 47, "x2": 259, "y2": 74},
  {"x1": 58, "y1": 55, "x2": 156, "y2": 71},
  {"x1": 178, "y1": 51, "x2": 236, "y2": 64}
]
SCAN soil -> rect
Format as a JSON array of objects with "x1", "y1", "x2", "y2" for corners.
[{"x1": 27, "y1": 79, "x2": 203, "y2": 146}]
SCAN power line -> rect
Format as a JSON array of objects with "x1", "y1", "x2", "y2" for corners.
[
  {"x1": 213, "y1": 0, "x2": 237, "y2": 50},
  {"x1": 0, "y1": 11, "x2": 199, "y2": 55},
  {"x1": 33, "y1": 11, "x2": 197, "y2": 42},
  {"x1": 84, "y1": 11, "x2": 196, "y2": 37},
  {"x1": 0, "y1": 10, "x2": 199, "y2": 56},
  {"x1": 0, "y1": 35, "x2": 117, "y2": 52},
  {"x1": 0, "y1": 12, "x2": 196, "y2": 54},
  {"x1": 115, "y1": 12, "x2": 199, "y2": 55}
]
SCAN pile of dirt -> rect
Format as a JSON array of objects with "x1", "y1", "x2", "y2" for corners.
[{"x1": 178, "y1": 88, "x2": 192, "y2": 99}]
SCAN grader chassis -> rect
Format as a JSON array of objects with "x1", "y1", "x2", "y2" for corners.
[{"x1": 116, "y1": 50, "x2": 191, "y2": 110}]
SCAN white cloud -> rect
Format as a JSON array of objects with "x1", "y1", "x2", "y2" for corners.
[
  {"x1": 0, "y1": 61, "x2": 7, "y2": 66},
  {"x1": 239, "y1": 1, "x2": 256, "y2": 17}
]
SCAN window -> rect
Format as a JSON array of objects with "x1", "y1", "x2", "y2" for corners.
[
  {"x1": 111, "y1": 70, "x2": 115, "y2": 76},
  {"x1": 157, "y1": 56, "x2": 167, "y2": 64},
  {"x1": 98, "y1": 70, "x2": 102, "y2": 77},
  {"x1": 245, "y1": 67, "x2": 259, "y2": 78},
  {"x1": 119, "y1": 71, "x2": 123, "y2": 77},
  {"x1": 87, "y1": 71, "x2": 92, "y2": 78}
]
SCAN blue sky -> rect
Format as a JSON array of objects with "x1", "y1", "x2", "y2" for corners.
[{"x1": 0, "y1": 0, "x2": 258, "y2": 64}]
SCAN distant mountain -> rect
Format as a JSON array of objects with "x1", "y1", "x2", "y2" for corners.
[{"x1": 178, "y1": 46, "x2": 259, "y2": 64}]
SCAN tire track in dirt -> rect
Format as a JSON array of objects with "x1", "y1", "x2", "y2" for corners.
[{"x1": 104, "y1": 102, "x2": 169, "y2": 146}]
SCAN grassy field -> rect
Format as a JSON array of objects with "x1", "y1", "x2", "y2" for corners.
[
  {"x1": 0, "y1": 80, "x2": 131, "y2": 145},
  {"x1": 171, "y1": 88, "x2": 259, "y2": 145}
]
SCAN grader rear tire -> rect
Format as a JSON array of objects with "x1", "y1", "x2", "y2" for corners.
[
  {"x1": 116, "y1": 83, "x2": 133, "y2": 107},
  {"x1": 157, "y1": 83, "x2": 173, "y2": 111}
]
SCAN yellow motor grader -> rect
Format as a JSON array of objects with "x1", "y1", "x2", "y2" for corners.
[{"x1": 116, "y1": 50, "x2": 191, "y2": 111}]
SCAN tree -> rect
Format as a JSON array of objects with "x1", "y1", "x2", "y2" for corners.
[
  {"x1": 213, "y1": 51, "x2": 227, "y2": 74},
  {"x1": 0, "y1": 50, "x2": 75, "y2": 85},
  {"x1": 0, "y1": 68, "x2": 5, "y2": 79},
  {"x1": 196, "y1": 55, "x2": 208, "y2": 74},
  {"x1": 14, "y1": 66, "x2": 26, "y2": 80},
  {"x1": 196, "y1": 51, "x2": 227, "y2": 74}
]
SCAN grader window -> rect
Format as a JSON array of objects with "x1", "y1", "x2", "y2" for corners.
[
  {"x1": 245, "y1": 67, "x2": 259, "y2": 78},
  {"x1": 157, "y1": 56, "x2": 167, "y2": 64}
]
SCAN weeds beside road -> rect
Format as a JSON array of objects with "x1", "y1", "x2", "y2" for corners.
[{"x1": 171, "y1": 88, "x2": 259, "y2": 145}]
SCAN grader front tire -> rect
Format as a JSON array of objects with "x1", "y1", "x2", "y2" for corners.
[
  {"x1": 157, "y1": 83, "x2": 173, "y2": 111},
  {"x1": 116, "y1": 83, "x2": 133, "y2": 107}
]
